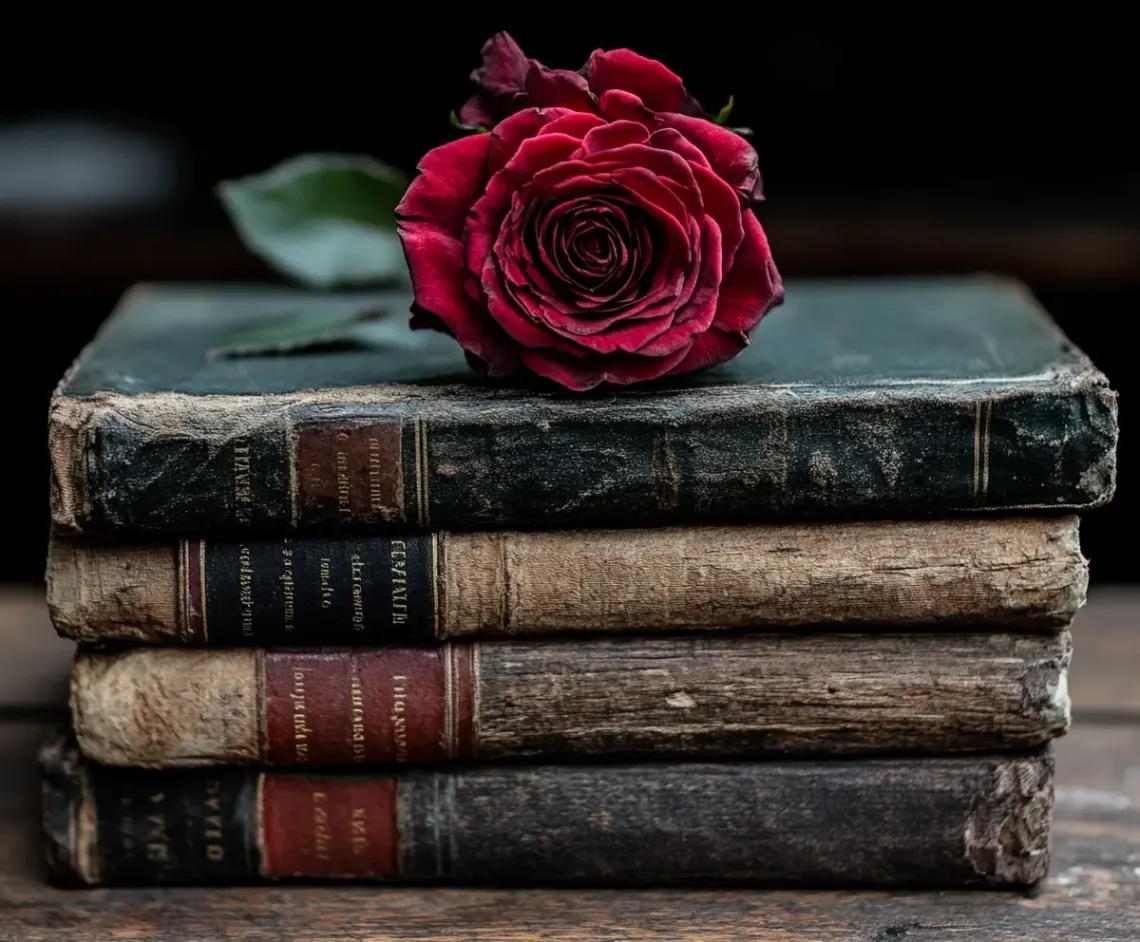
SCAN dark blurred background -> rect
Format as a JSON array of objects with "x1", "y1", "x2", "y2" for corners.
[{"x1": 0, "y1": 23, "x2": 1133, "y2": 583}]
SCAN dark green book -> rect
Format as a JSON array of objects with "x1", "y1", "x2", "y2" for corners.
[{"x1": 49, "y1": 274, "x2": 1117, "y2": 538}]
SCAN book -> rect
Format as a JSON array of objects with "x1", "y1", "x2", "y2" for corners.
[
  {"x1": 49, "y1": 276, "x2": 1116, "y2": 539},
  {"x1": 41, "y1": 734, "x2": 1055, "y2": 888},
  {"x1": 47, "y1": 516, "x2": 1086, "y2": 644},
  {"x1": 69, "y1": 631, "x2": 1071, "y2": 768}
]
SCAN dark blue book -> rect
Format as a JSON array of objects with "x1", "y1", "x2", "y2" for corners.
[{"x1": 49, "y1": 274, "x2": 1117, "y2": 537}]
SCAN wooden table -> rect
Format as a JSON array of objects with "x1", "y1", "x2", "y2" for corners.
[{"x1": 1, "y1": 588, "x2": 1138, "y2": 940}]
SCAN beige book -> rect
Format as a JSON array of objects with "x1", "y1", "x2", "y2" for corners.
[{"x1": 47, "y1": 515, "x2": 1086, "y2": 644}]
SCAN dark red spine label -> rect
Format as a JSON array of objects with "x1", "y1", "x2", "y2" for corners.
[
  {"x1": 291, "y1": 419, "x2": 431, "y2": 529},
  {"x1": 259, "y1": 775, "x2": 399, "y2": 880},
  {"x1": 262, "y1": 648, "x2": 476, "y2": 766}
]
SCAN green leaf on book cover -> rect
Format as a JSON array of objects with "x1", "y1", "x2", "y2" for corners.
[
  {"x1": 216, "y1": 153, "x2": 411, "y2": 290},
  {"x1": 208, "y1": 305, "x2": 407, "y2": 359}
]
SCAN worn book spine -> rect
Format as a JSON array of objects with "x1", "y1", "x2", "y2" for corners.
[
  {"x1": 68, "y1": 631, "x2": 1072, "y2": 768},
  {"x1": 41, "y1": 736, "x2": 1055, "y2": 889},
  {"x1": 47, "y1": 366, "x2": 1117, "y2": 539},
  {"x1": 46, "y1": 516, "x2": 1087, "y2": 645}
]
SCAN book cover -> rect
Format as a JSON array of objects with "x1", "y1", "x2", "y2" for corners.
[
  {"x1": 41, "y1": 734, "x2": 1055, "y2": 889},
  {"x1": 49, "y1": 275, "x2": 1116, "y2": 538},
  {"x1": 47, "y1": 516, "x2": 1087, "y2": 644},
  {"x1": 68, "y1": 631, "x2": 1071, "y2": 768}
]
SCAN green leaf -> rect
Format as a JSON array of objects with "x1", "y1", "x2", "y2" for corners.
[
  {"x1": 713, "y1": 95, "x2": 735, "y2": 125},
  {"x1": 449, "y1": 110, "x2": 490, "y2": 134},
  {"x1": 209, "y1": 306, "x2": 395, "y2": 359},
  {"x1": 216, "y1": 153, "x2": 411, "y2": 290}
]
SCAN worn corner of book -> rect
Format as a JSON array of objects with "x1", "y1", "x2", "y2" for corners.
[
  {"x1": 964, "y1": 753, "x2": 1055, "y2": 887},
  {"x1": 1044, "y1": 666, "x2": 1072, "y2": 736},
  {"x1": 43, "y1": 538, "x2": 109, "y2": 643},
  {"x1": 119, "y1": 281, "x2": 157, "y2": 306},
  {"x1": 38, "y1": 730, "x2": 97, "y2": 886},
  {"x1": 44, "y1": 534, "x2": 74, "y2": 631},
  {"x1": 972, "y1": 270, "x2": 1032, "y2": 296},
  {"x1": 47, "y1": 392, "x2": 101, "y2": 534},
  {"x1": 48, "y1": 283, "x2": 160, "y2": 532}
]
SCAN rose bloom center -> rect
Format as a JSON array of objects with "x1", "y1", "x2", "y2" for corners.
[{"x1": 522, "y1": 192, "x2": 661, "y2": 328}]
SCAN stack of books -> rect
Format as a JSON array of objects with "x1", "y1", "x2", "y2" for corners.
[{"x1": 41, "y1": 274, "x2": 1116, "y2": 888}]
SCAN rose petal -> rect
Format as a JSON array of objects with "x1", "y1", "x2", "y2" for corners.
[
  {"x1": 708, "y1": 210, "x2": 784, "y2": 333},
  {"x1": 659, "y1": 212, "x2": 707, "y2": 319},
  {"x1": 515, "y1": 243, "x2": 654, "y2": 325},
  {"x1": 608, "y1": 166, "x2": 694, "y2": 254},
  {"x1": 531, "y1": 260, "x2": 684, "y2": 353},
  {"x1": 561, "y1": 204, "x2": 656, "y2": 308},
  {"x1": 564, "y1": 214, "x2": 624, "y2": 279},
  {"x1": 588, "y1": 206, "x2": 649, "y2": 297},
  {"x1": 554, "y1": 295, "x2": 684, "y2": 351},
  {"x1": 658, "y1": 114, "x2": 760, "y2": 197},
  {"x1": 525, "y1": 63, "x2": 598, "y2": 112},
  {"x1": 467, "y1": 131, "x2": 585, "y2": 279},
  {"x1": 457, "y1": 32, "x2": 534, "y2": 128},
  {"x1": 471, "y1": 32, "x2": 530, "y2": 97},
  {"x1": 648, "y1": 127, "x2": 712, "y2": 169},
  {"x1": 500, "y1": 232, "x2": 563, "y2": 301},
  {"x1": 457, "y1": 96, "x2": 498, "y2": 129},
  {"x1": 535, "y1": 111, "x2": 609, "y2": 141},
  {"x1": 535, "y1": 196, "x2": 612, "y2": 288},
  {"x1": 558, "y1": 216, "x2": 625, "y2": 285},
  {"x1": 482, "y1": 252, "x2": 594, "y2": 358},
  {"x1": 486, "y1": 107, "x2": 577, "y2": 176},
  {"x1": 487, "y1": 201, "x2": 595, "y2": 351},
  {"x1": 637, "y1": 217, "x2": 723, "y2": 357},
  {"x1": 581, "y1": 144, "x2": 700, "y2": 210},
  {"x1": 528, "y1": 163, "x2": 692, "y2": 250},
  {"x1": 665, "y1": 327, "x2": 749, "y2": 377},
  {"x1": 396, "y1": 133, "x2": 492, "y2": 238},
  {"x1": 511, "y1": 195, "x2": 634, "y2": 297},
  {"x1": 509, "y1": 166, "x2": 704, "y2": 334},
  {"x1": 691, "y1": 163, "x2": 745, "y2": 263},
  {"x1": 597, "y1": 89, "x2": 662, "y2": 125},
  {"x1": 580, "y1": 120, "x2": 651, "y2": 154},
  {"x1": 495, "y1": 195, "x2": 680, "y2": 346},
  {"x1": 397, "y1": 222, "x2": 518, "y2": 376},
  {"x1": 583, "y1": 48, "x2": 689, "y2": 114},
  {"x1": 498, "y1": 191, "x2": 636, "y2": 305},
  {"x1": 679, "y1": 93, "x2": 712, "y2": 119},
  {"x1": 515, "y1": 166, "x2": 692, "y2": 275},
  {"x1": 518, "y1": 343, "x2": 691, "y2": 391}
]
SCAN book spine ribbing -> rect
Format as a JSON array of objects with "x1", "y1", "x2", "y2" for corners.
[
  {"x1": 41, "y1": 747, "x2": 1055, "y2": 888},
  {"x1": 50, "y1": 378, "x2": 1117, "y2": 537}
]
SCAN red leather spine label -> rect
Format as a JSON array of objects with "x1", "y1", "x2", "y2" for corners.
[
  {"x1": 262, "y1": 647, "x2": 476, "y2": 765},
  {"x1": 259, "y1": 775, "x2": 398, "y2": 879},
  {"x1": 292, "y1": 421, "x2": 413, "y2": 527}
]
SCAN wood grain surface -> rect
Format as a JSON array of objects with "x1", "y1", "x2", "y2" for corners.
[{"x1": 0, "y1": 586, "x2": 1137, "y2": 939}]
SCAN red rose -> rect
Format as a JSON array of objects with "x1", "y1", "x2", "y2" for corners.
[{"x1": 397, "y1": 40, "x2": 783, "y2": 391}]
